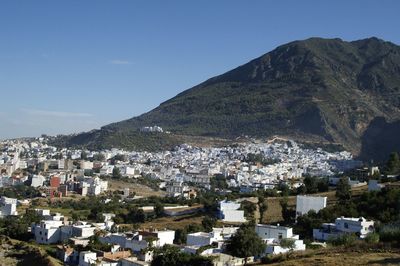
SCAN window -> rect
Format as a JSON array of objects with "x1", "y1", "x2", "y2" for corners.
[
  {"x1": 278, "y1": 233, "x2": 283, "y2": 240},
  {"x1": 344, "y1": 223, "x2": 349, "y2": 229}
]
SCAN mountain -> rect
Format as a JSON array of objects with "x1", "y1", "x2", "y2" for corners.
[{"x1": 59, "y1": 37, "x2": 400, "y2": 161}]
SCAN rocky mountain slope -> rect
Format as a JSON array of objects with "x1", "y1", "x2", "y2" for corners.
[{"x1": 61, "y1": 37, "x2": 400, "y2": 161}]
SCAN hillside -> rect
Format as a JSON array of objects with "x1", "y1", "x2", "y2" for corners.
[{"x1": 59, "y1": 37, "x2": 400, "y2": 161}]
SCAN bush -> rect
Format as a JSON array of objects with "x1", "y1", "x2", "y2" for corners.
[
  {"x1": 280, "y1": 238, "x2": 296, "y2": 249},
  {"x1": 379, "y1": 224, "x2": 400, "y2": 246},
  {"x1": 364, "y1": 233, "x2": 380, "y2": 244},
  {"x1": 261, "y1": 254, "x2": 288, "y2": 264},
  {"x1": 327, "y1": 234, "x2": 357, "y2": 247}
]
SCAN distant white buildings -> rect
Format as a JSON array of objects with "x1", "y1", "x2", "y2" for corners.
[
  {"x1": 80, "y1": 177, "x2": 108, "y2": 196},
  {"x1": 140, "y1": 126, "x2": 163, "y2": 133},
  {"x1": 296, "y1": 195, "x2": 327, "y2": 218},
  {"x1": 217, "y1": 200, "x2": 246, "y2": 223},
  {"x1": 313, "y1": 217, "x2": 375, "y2": 241},
  {"x1": 255, "y1": 224, "x2": 306, "y2": 255}
]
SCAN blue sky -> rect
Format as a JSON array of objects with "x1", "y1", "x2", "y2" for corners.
[{"x1": 0, "y1": 0, "x2": 399, "y2": 139}]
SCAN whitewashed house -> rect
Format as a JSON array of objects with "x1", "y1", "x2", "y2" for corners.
[
  {"x1": 217, "y1": 200, "x2": 246, "y2": 223},
  {"x1": 100, "y1": 230, "x2": 175, "y2": 253},
  {"x1": 184, "y1": 227, "x2": 238, "y2": 254},
  {"x1": 313, "y1": 216, "x2": 375, "y2": 241},
  {"x1": 255, "y1": 224, "x2": 306, "y2": 255}
]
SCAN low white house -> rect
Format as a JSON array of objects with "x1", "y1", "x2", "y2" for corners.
[
  {"x1": 0, "y1": 196, "x2": 18, "y2": 217},
  {"x1": 296, "y1": 195, "x2": 327, "y2": 218},
  {"x1": 255, "y1": 224, "x2": 306, "y2": 255},
  {"x1": 313, "y1": 216, "x2": 375, "y2": 241},
  {"x1": 184, "y1": 227, "x2": 238, "y2": 254},
  {"x1": 100, "y1": 230, "x2": 175, "y2": 253},
  {"x1": 217, "y1": 200, "x2": 246, "y2": 223}
]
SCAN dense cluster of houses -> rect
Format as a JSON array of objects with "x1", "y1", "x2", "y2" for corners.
[
  {"x1": 1, "y1": 137, "x2": 363, "y2": 201},
  {"x1": 0, "y1": 137, "x2": 381, "y2": 265}
]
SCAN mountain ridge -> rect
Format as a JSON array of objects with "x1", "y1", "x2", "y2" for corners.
[{"x1": 58, "y1": 37, "x2": 400, "y2": 161}]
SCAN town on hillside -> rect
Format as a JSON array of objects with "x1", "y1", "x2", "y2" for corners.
[{"x1": 0, "y1": 136, "x2": 399, "y2": 265}]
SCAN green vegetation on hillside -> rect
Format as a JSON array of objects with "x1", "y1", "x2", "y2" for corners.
[{"x1": 52, "y1": 37, "x2": 400, "y2": 161}]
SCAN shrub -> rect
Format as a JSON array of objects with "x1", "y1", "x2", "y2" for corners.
[
  {"x1": 261, "y1": 254, "x2": 288, "y2": 264},
  {"x1": 327, "y1": 234, "x2": 357, "y2": 247},
  {"x1": 364, "y1": 233, "x2": 380, "y2": 244},
  {"x1": 280, "y1": 238, "x2": 296, "y2": 249}
]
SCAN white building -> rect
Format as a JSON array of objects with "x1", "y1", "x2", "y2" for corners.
[
  {"x1": 79, "y1": 251, "x2": 97, "y2": 266},
  {"x1": 296, "y1": 195, "x2": 327, "y2": 218},
  {"x1": 100, "y1": 230, "x2": 175, "y2": 253},
  {"x1": 31, "y1": 175, "x2": 46, "y2": 187},
  {"x1": 313, "y1": 217, "x2": 375, "y2": 241},
  {"x1": 0, "y1": 196, "x2": 18, "y2": 217},
  {"x1": 217, "y1": 200, "x2": 246, "y2": 223},
  {"x1": 166, "y1": 181, "x2": 190, "y2": 197},
  {"x1": 100, "y1": 165, "x2": 114, "y2": 175},
  {"x1": 185, "y1": 227, "x2": 238, "y2": 254},
  {"x1": 80, "y1": 161, "x2": 94, "y2": 170},
  {"x1": 32, "y1": 220, "x2": 64, "y2": 244},
  {"x1": 255, "y1": 224, "x2": 306, "y2": 255}
]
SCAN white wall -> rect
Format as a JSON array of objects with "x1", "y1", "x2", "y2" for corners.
[
  {"x1": 255, "y1": 224, "x2": 293, "y2": 240},
  {"x1": 296, "y1": 195, "x2": 327, "y2": 217}
]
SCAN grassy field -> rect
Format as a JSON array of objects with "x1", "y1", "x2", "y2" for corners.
[
  {"x1": 138, "y1": 213, "x2": 206, "y2": 230},
  {"x1": 107, "y1": 178, "x2": 166, "y2": 197},
  {"x1": 261, "y1": 247, "x2": 400, "y2": 266},
  {"x1": 0, "y1": 236, "x2": 63, "y2": 266}
]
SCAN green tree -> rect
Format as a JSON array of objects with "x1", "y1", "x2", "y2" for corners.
[
  {"x1": 174, "y1": 228, "x2": 187, "y2": 245},
  {"x1": 336, "y1": 177, "x2": 351, "y2": 202},
  {"x1": 202, "y1": 216, "x2": 217, "y2": 232},
  {"x1": 226, "y1": 224, "x2": 266, "y2": 264},
  {"x1": 112, "y1": 167, "x2": 122, "y2": 179},
  {"x1": 93, "y1": 153, "x2": 105, "y2": 161},
  {"x1": 241, "y1": 200, "x2": 257, "y2": 219},
  {"x1": 154, "y1": 202, "x2": 164, "y2": 218},
  {"x1": 152, "y1": 245, "x2": 213, "y2": 266},
  {"x1": 280, "y1": 197, "x2": 295, "y2": 225},
  {"x1": 303, "y1": 175, "x2": 318, "y2": 194},
  {"x1": 80, "y1": 151, "x2": 88, "y2": 160},
  {"x1": 385, "y1": 152, "x2": 400, "y2": 175},
  {"x1": 280, "y1": 238, "x2": 296, "y2": 250},
  {"x1": 258, "y1": 196, "x2": 268, "y2": 224}
]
